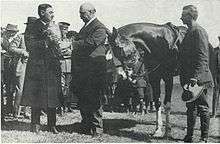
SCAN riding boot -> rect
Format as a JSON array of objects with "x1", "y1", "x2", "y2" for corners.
[
  {"x1": 200, "y1": 107, "x2": 210, "y2": 141},
  {"x1": 31, "y1": 108, "x2": 41, "y2": 133},
  {"x1": 184, "y1": 103, "x2": 197, "y2": 142},
  {"x1": 47, "y1": 108, "x2": 58, "y2": 134}
]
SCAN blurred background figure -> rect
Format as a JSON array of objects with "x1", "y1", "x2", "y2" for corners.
[
  {"x1": 57, "y1": 21, "x2": 73, "y2": 115},
  {"x1": 211, "y1": 36, "x2": 220, "y2": 117},
  {"x1": 8, "y1": 17, "x2": 38, "y2": 120},
  {"x1": 1, "y1": 24, "x2": 19, "y2": 117}
]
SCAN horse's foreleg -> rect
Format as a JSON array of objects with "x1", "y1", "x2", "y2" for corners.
[
  {"x1": 153, "y1": 100, "x2": 163, "y2": 137},
  {"x1": 163, "y1": 76, "x2": 173, "y2": 138},
  {"x1": 150, "y1": 78, "x2": 163, "y2": 137}
]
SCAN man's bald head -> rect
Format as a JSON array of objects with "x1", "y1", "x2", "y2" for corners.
[
  {"x1": 80, "y1": 2, "x2": 96, "y2": 14},
  {"x1": 79, "y1": 2, "x2": 96, "y2": 23}
]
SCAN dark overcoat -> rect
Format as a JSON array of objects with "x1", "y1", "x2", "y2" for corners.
[{"x1": 22, "y1": 19, "x2": 61, "y2": 109}]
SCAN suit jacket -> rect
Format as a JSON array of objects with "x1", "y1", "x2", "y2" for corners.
[
  {"x1": 72, "y1": 18, "x2": 108, "y2": 77},
  {"x1": 71, "y1": 18, "x2": 108, "y2": 98},
  {"x1": 9, "y1": 34, "x2": 27, "y2": 77},
  {"x1": 179, "y1": 23, "x2": 213, "y2": 87},
  {"x1": 75, "y1": 18, "x2": 108, "y2": 58}
]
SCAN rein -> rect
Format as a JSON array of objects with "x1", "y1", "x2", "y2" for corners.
[{"x1": 147, "y1": 63, "x2": 161, "y2": 74}]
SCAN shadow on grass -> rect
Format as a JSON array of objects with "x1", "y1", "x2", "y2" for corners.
[
  {"x1": 104, "y1": 119, "x2": 151, "y2": 142},
  {"x1": 209, "y1": 135, "x2": 220, "y2": 141},
  {"x1": 56, "y1": 122, "x2": 84, "y2": 134},
  {"x1": 56, "y1": 118, "x2": 152, "y2": 142},
  {"x1": 1, "y1": 120, "x2": 30, "y2": 132}
]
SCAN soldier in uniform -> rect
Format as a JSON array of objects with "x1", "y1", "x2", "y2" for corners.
[
  {"x1": 1, "y1": 24, "x2": 19, "y2": 115},
  {"x1": 57, "y1": 22, "x2": 73, "y2": 115},
  {"x1": 71, "y1": 2, "x2": 109, "y2": 137}
]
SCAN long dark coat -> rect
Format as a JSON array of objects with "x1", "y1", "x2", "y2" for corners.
[{"x1": 21, "y1": 19, "x2": 61, "y2": 109}]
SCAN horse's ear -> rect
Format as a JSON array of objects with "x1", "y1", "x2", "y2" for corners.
[{"x1": 112, "y1": 27, "x2": 118, "y2": 39}]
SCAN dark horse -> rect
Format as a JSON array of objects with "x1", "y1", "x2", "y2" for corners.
[{"x1": 108, "y1": 22, "x2": 187, "y2": 137}]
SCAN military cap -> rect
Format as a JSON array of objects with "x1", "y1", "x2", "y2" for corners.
[
  {"x1": 58, "y1": 22, "x2": 70, "y2": 28},
  {"x1": 24, "y1": 17, "x2": 37, "y2": 24}
]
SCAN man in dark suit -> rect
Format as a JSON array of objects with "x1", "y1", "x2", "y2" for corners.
[
  {"x1": 71, "y1": 2, "x2": 108, "y2": 137},
  {"x1": 22, "y1": 4, "x2": 64, "y2": 134},
  {"x1": 179, "y1": 5, "x2": 213, "y2": 143}
]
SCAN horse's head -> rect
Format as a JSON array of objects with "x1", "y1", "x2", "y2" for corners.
[
  {"x1": 165, "y1": 22, "x2": 187, "y2": 50},
  {"x1": 108, "y1": 27, "x2": 140, "y2": 66}
]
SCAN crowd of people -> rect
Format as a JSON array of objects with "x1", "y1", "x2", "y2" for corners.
[{"x1": 1, "y1": 2, "x2": 220, "y2": 142}]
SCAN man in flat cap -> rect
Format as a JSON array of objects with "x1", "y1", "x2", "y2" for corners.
[
  {"x1": 179, "y1": 5, "x2": 213, "y2": 142},
  {"x1": 1, "y1": 24, "x2": 19, "y2": 116},
  {"x1": 71, "y1": 2, "x2": 109, "y2": 137},
  {"x1": 57, "y1": 21, "x2": 73, "y2": 115}
]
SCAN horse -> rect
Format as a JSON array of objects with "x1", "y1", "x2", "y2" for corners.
[{"x1": 108, "y1": 22, "x2": 187, "y2": 138}]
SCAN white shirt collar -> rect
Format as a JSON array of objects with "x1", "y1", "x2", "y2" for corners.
[{"x1": 85, "y1": 17, "x2": 96, "y2": 27}]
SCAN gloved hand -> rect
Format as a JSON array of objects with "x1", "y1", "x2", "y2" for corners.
[{"x1": 189, "y1": 78, "x2": 197, "y2": 87}]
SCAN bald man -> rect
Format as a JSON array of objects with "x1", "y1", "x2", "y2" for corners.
[{"x1": 71, "y1": 2, "x2": 109, "y2": 137}]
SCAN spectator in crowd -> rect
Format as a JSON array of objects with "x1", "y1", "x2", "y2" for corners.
[
  {"x1": 9, "y1": 18, "x2": 32, "y2": 119},
  {"x1": 179, "y1": 5, "x2": 214, "y2": 143},
  {"x1": 71, "y1": 2, "x2": 109, "y2": 137},
  {"x1": 1, "y1": 24, "x2": 19, "y2": 115},
  {"x1": 211, "y1": 36, "x2": 220, "y2": 117},
  {"x1": 57, "y1": 21, "x2": 73, "y2": 115}
]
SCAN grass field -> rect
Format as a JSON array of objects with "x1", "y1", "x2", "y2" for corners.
[{"x1": 1, "y1": 82, "x2": 220, "y2": 143}]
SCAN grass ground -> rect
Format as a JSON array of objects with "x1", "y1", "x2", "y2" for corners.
[{"x1": 1, "y1": 82, "x2": 220, "y2": 143}]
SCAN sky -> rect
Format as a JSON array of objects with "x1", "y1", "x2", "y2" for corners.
[{"x1": 1, "y1": 0, "x2": 220, "y2": 47}]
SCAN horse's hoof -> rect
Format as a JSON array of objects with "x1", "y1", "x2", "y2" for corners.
[
  {"x1": 153, "y1": 129, "x2": 163, "y2": 137},
  {"x1": 163, "y1": 131, "x2": 172, "y2": 139}
]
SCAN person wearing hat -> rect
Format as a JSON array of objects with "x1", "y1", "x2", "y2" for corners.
[
  {"x1": 8, "y1": 22, "x2": 30, "y2": 119},
  {"x1": 7, "y1": 17, "x2": 38, "y2": 119},
  {"x1": 21, "y1": 4, "x2": 63, "y2": 134},
  {"x1": 179, "y1": 5, "x2": 213, "y2": 142},
  {"x1": 57, "y1": 21, "x2": 73, "y2": 115},
  {"x1": 1, "y1": 24, "x2": 19, "y2": 115}
]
